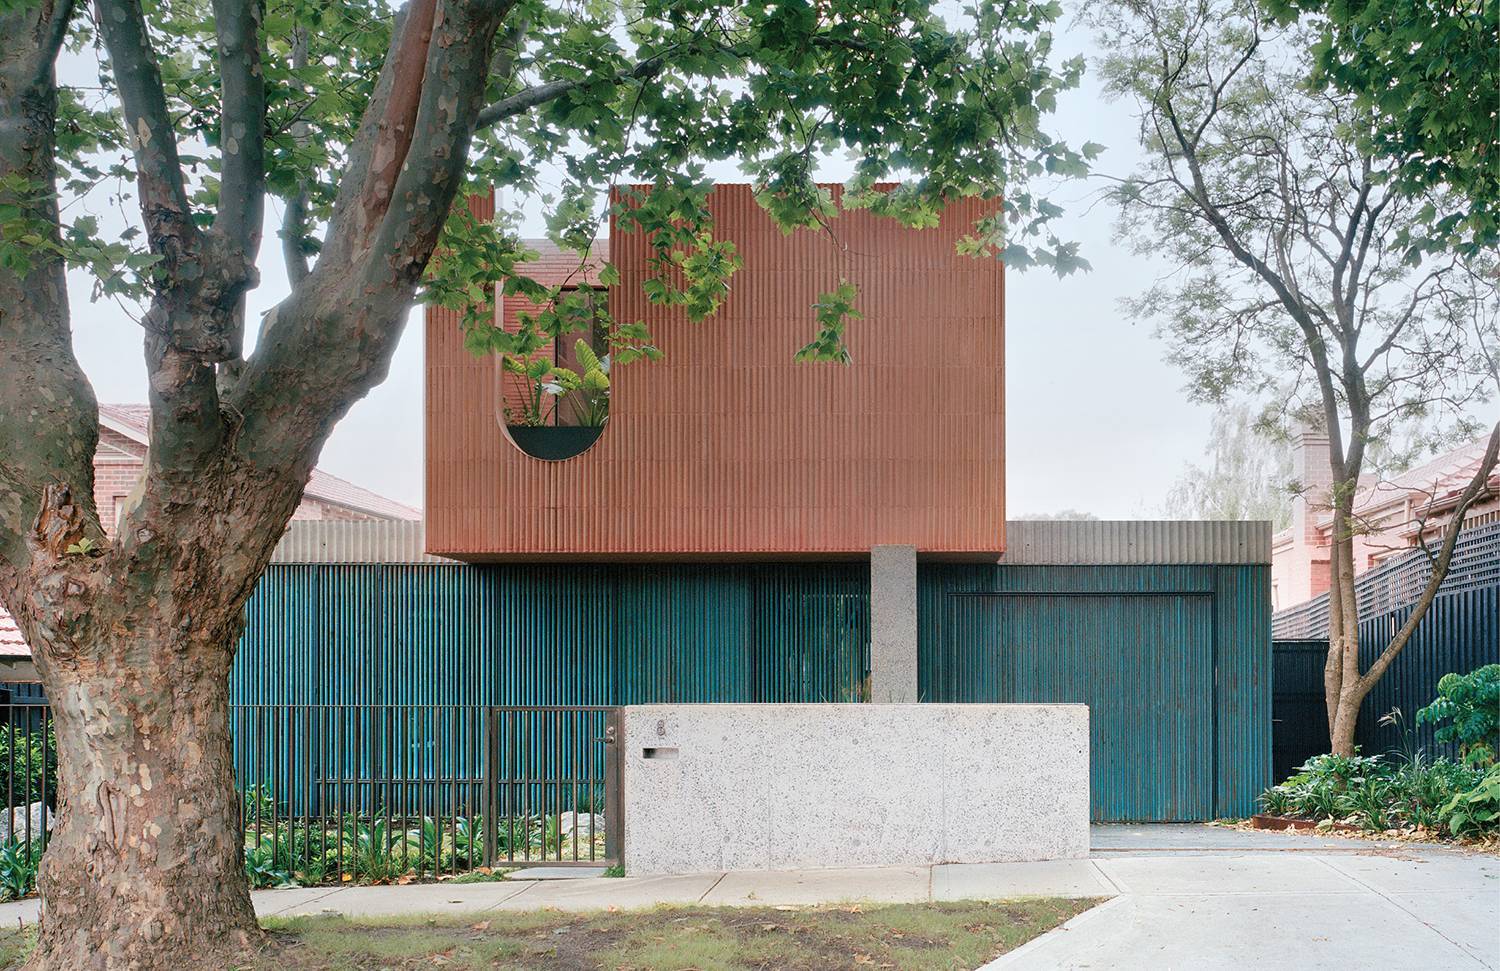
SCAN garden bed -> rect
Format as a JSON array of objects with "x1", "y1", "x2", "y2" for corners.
[{"x1": 1253, "y1": 751, "x2": 1500, "y2": 852}]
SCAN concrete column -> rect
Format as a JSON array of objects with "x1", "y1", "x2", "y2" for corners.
[{"x1": 869, "y1": 544, "x2": 918, "y2": 703}]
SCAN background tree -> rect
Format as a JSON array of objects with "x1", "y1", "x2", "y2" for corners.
[
  {"x1": 0, "y1": 0, "x2": 1091, "y2": 964},
  {"x1": 1164, "y1": 401, "x2": 1293, "y2": 527},
  {"x1": 1090, "y1": 0, "x2": 1500, "y2": 758},
  {"x1": 1264, "y1": 0, "x2": 1499, "y2": 257}
]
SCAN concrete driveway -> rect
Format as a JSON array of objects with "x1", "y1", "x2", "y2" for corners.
[{"x1": 988, "y1": 826, "x2": 1500, "y2": 971}]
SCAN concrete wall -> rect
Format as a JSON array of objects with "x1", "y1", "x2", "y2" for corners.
[
  {"x1": 870, "y1": 545, "x2": 918, "y2": 702},
  {"x1": 619, "y1": 703, "x2": 1089, "y2": 874}
]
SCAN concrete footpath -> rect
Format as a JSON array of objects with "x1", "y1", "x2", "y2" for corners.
[{"x1": 0, "y1": 826, "x2": 1494, "y2": 969}]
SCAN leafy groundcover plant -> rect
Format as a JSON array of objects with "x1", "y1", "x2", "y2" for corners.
[
  {"x1": 1440, "y1": 765, "x2": 1500, "y2": 839},
  {"x1": 236, "y1": 786, "x2": 598, "y2": 891},
  {"x1": 1257, "y1": 753, "x2": 1486, "y2": 837},
  {"x1": 1259, "y1": 666, "x2": 1500, "y2": 841}
]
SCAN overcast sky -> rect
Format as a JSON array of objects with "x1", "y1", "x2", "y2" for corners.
[{"x1": 64, "y1": 20, "x2": 1214, "y2": 520}]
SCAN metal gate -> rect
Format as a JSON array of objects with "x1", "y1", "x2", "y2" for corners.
[
  {"x1": 480, "y1": 706, "x2": 622, "y2": 867},
  {"x1": 1270, "y1": 640, "x2": 1330, "y2": 781}
]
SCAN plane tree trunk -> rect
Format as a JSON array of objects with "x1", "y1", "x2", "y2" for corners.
[{"x1": 29, "y1": 624, "x2": 257, "y2": 966}]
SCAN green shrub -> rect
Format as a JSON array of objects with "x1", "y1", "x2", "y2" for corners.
[
  {"x1": 0, "y1": 839, "x2": 43, "y2": 901},
  {"x1": 1439, "y1": 765, "x2": 1500, "y2": 838},
  {"x1": 1416, "y1": 665, "x2": 1500, "y2": 767},
  {"x1": 243, "y1": 832, "x2": 298, "y2": 889}
]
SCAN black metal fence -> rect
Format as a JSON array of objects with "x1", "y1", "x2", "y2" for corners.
[
  {"x1": 1272, "y1": 584, "x2": 1500, "y2": 774},
  {"x1": 1270, "y1": 519, "x2": 1500, "y2": 777},
  {"x1": 1, "y1": 698, "x2": 54, "y2": 864},
  {"x1": 2, "y1": 694, "x2": 618, "y2": 885}
]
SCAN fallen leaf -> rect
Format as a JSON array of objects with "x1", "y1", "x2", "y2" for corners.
[{"x1": 470, "y1": 921, "x2": 491, "y2": 932}]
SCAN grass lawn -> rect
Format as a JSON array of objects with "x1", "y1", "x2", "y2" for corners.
[{"x1": 0, "y1": 898, "x2": 1096, "y2": 970}]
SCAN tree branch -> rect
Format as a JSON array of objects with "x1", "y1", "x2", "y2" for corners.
[
  {"x1": 475, "y1": 53, "x2": 665, "y2": 129},
  {"x1": 0, "y1": 0, "x2": 104, "y2": 577},
  {"x1": 93, "y1": 0, "x2": 198, "y2": 261},
  {"x1": 1357, "y1": 420, "x2": 1500, "y2": 690},
  {"x1": 279, "y1": 24, "x2": 313, "y2": 287},
  {"x1": 230, "y1": 0, "x2": 513, "y2": 485},
  {"x1": 34, "y1": 0, "x2": 75, "y2": 86},
  {"x1": 210, "y1": 0, "x2": 267, "y2": 256}
]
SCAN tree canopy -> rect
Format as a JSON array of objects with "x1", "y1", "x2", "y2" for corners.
[
  {"x1": 1264, "y1": 0, "x2": 1500, "y2": 256},
  {"x1": 11, "y1": 0, "x2": 1099, "y2": 386}
]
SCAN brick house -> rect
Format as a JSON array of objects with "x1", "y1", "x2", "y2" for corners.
[
  {"x1": 93, "y1": 403, "x2": 419, "y2": 535},
  {"x1": 1, "y1": 404, "x2": 419, "y2": 668},
  {"x1": 1271, "y1": 430, "x2": 1500, "y2": 611}
]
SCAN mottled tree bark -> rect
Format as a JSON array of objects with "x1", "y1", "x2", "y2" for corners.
[{"x1": 30, "y1": 626, "x2": 257, "y2": 966}]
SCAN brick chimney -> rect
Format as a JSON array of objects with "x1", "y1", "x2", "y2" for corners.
[{"x1": 1288, "y1": 426, "x2": 1333, "y2": 600}]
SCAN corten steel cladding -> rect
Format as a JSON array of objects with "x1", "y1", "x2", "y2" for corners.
[{"x1": 425, "y1": 184, "x2": 1006, "y2": 558}]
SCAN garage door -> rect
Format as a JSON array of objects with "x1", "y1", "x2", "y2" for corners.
[{"x1": 945, "y1": 592, "x2": 1216, "y2": 822}]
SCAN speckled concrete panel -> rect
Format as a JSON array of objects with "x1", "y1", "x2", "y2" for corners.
[
  {"x1": 942, "y1": 705, "x2": 1091, "y2": 862},
  {"x1": 760, "y1": 705, "x2": 946, "y2": 869},
  {"x1": 870, "y1": 545, "x2": 919, "y2": 702},
  {"x1": 620, "y1": 704, "x2": 1089, "y2": 875}
]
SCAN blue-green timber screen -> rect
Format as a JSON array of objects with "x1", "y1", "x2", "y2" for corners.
[{"x1": 232, "y1": 560, "x2": 1270, "y2": 822}]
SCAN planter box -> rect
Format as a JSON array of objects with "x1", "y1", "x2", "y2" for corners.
[
  {"x1": 1249, "y1": 814, "x2": 1362, "y2": 833},
  {"x1": 506, "y1": 425, "x2": 603, "y2": 461},
  {"x1": 1250, "y1": 814, "x2": 1319, "y2": 831}
]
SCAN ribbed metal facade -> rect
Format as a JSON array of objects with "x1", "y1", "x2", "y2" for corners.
[
  {"x1": 1000, "y1": 520, "x2": 1270, "y2": 565},
  {"x1": 270, "y1": 521, "x2": 440, "y2": 564},
  {"x1": 918, "y1": 564, "x2": 1271, "y2": 821},
  {"x1": 425, "y1": 184, "x2": 1006, "y2": 558},
  {"x1": 233, "y1": 548, "x2": 1271, "y2": 822}
]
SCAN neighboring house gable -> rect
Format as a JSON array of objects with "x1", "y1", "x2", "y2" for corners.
[
  {"x1": 1271, "y1": 432, "x2": 1500, "y2": 610},
  {"x1": 94, "y1": 403, "x2": 421, "y2": 536}
]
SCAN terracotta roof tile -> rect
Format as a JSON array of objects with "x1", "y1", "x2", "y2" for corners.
[
  {"x1": 303, "y1": 469, "x2": 422, "y2": 521},
  {"x1": 0, "y1": 607, "x2": 27, "y2": 659}
]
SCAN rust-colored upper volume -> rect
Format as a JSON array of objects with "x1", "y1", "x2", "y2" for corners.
[{"x1": 425, "y1": 184, "x2": 1005, "y2": 559}]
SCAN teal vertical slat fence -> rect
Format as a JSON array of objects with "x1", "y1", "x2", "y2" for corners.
[
  {"x1": 918, "y1": 564, "x2": 1271, "y2": 822},
  {"x1": 235, "y1": 562, "x2": 873, "y2": 709},
  {"x1": 234, "y1": 559, "x2": 1266, "y2": 823}
]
